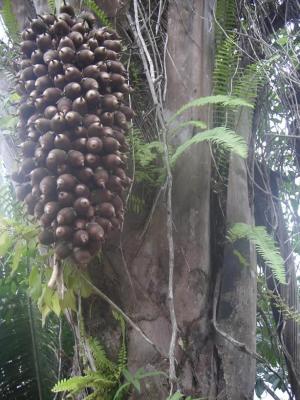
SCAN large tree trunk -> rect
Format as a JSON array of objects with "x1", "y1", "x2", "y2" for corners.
[
  {"x1": 7, "y1": 0, "x2": 258, "y2": 398},
  {"x1": 85, "y1": 1, "x2": 257, "y2": 399}
]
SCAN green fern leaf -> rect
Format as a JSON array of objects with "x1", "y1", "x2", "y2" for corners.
[
  {"x1": 232, "y1": 62, "x2": 264, "y2": 104},
  {"x1": 269, "y1": 292, "x2": 300, "y2": 324},
  {"x1": 228, "y1": 223, "x2": 286, "y2": 284},
  {"x1": 213, "y1": 34, "x2": 239, "y2": 96},
  {"x1": 127, "y1": 194, "x2": 145, "y2": 214},
  {"x1": 48, "y1": 0, "x2": 56, "y2": 14},
  {"x1": 0, "y1": 0, "x2": 19, "y2": 42},
  {"x1": 171, "y1": 120, "x2": 207, "y2": 134},
  {"x1": 169, "y1": 95, "x2": 253, "y2": 123},
  {"x1": 83, "y1": 0, "x2": 111, "y2": 27},
  {"x1": 85, "y1": 392, "x2": 105, "y2": 400},
  {"x1": 88, "y1": 336, "x2": 116, "y2": 374},
  {"x1": 170, "y1": 127, "x2": 248, "y2": 166},
  {"x1": 52, "y1": 375, "x2": 94, "y2": 393},
  {"x1": 113, "y1": 311, "x2": 127, "y2": 376},
  {"x1": 215, "y1": 0, "x2": 236, "y2": 45},
  {"x1": 52, "y1": 372, "x2": 114, "y2": 394}
]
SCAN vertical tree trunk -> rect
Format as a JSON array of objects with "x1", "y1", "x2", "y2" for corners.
[
  {"x1": 86, "y1": 1, "x2": 257, "y2": 399},
  {"x1": 4, "y1": 0, "x2": 259, "y2": 398}
]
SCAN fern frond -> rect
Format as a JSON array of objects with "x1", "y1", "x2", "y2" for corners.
[
  {"x1": 171, "y1": 120, "x2": 207, "y2": 134},
  {"x1": 83, "y1": 0, "x2": 111, "y2": 27},
  {"x1": 52, "y1": 372, "x2": 114, "y2": 394},
  {"x1": 213, "y1": 34, "x2": 239, "y2": 96},
  {"x1": 267, "y1": 290, "x2": 300, "y2": 324},
  {"x1": 228, "y1": 223, "x2": 286, "y2": 284},
  {"x1": 52, "y1": 375, "x2": 93, "y2": 393},
  {"x1": 215, "y1": 0, "x2": 236, "y2": 45},
  {"x1": 85, "y1": 392, "x2": 105, "y2": 400},
  {"x1": 232, "y1": 62, "x2": 264, "y2": 105},
  {"x1": 47, "y1": 0, "x2": 56, "y2": 14},
  {"x1": 127, "y1": 194, "x2": 145, "y2": 214},
  {"x1": 170, "y1": 127, "x2": 248, "y2": 166},
  {"x1": 88, "y1": 336, "x2": 116, "y2": 374},
  {"x1": 169, "y1": 95, "x2": 253, "y2": 123},
  {"x1": 113, "y1": 311, "x2": 127, "y2": 376},
  {"x1": 0, "y1": 0, "x2": 19, "y2": 42}
]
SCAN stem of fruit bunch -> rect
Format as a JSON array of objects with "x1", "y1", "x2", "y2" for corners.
[{"x1": 48, "y1": 255, "x2": 63, "y2": 295}]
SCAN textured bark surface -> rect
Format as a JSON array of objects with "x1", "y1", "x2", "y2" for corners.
[
  {"x1": 85, "y1": 1, "x2": 258, "y2": 399},
  {"x1": 216, "y1": 108, "x2": 257, "y2": 400},
  {"x1": 3, "y1": 0, "x2": 258, "y2": 398}
]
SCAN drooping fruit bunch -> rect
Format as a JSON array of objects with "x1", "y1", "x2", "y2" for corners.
[{"x1": 12, "y1": 4, "x2": 134, "y2": 265}]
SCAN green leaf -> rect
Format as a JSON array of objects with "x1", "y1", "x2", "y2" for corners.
[
  {"x1": 28, "y1": 268, "x2": 42, "y2": 301},
  {"x1": 60, "y1": 289, "x2": 76, "y2": 312},
  {"x1": 0, "y1": 0, "x2": 19, "y2": 42},
  {"x1": 228, "y1": 223, "x2": 286, "y2": 284},
  {"x1": 11, "y1": 240, "x2": 25, "y2": 274},
  {"x1": 9, "y1": 92, "x2": 20, "y2": 102},
  {"x1": 171, "y1": 120, "x2": 207, "y2": 134},
  {"x1": 38, "y1": 286, "x2": 55, "y2": 323},
  {"x1": 0, "y1": 115, "x2": 17, "y2": 129},
  {"x1": 48, "y1": 0, "x2": 56, "y2": 13},
  {"x1": 113, "y1": 382, "x2": 131, "y2": 400},
  {"x1": 123, "y1": 369, "x2": 134, "y2": 385},
  {"x1": 136, "y1": 370, "x2": 167, "y2": 380},
  {"x1": 166, "y1": 393, "x2": 184, "y2": 400},
  {"x1": 83, "y1": 0, "x2": 112, "y2": 27},
  {"x1": 0, "y1": 231, "x2": 12, "y2": 256},
  {"x1": 41, "y1": 304, "x2": 51, "y2": 326},
  {"x1": 51, "y1": 291, "x2": 61, "y2": 317},
  {"x1": 169, "y1": 95, "x2": 253, "y2": 122},
  {"x1": 170, "y1": 127, "x2": 248, "y2": 167}
]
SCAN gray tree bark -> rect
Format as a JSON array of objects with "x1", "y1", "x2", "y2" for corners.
[
  {"x1": 6, "y1": 1, "x2": 258, "y2": 398},
  {"x1": 85, "y1": 1, "x2": 257, "y2": 399}
]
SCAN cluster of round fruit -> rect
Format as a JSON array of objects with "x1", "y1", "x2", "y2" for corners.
[{"x1": 12, "y1": 4, "x2": 133, "y2": 265}]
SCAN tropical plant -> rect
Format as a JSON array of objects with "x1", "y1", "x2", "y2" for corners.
[
  {"x1": 129, "y1": 129, "x2": 164, "y2": 187},
  {"x1": 169, "y1": 94, "x2": 253, "y2": 123},
  {"x1": 170, "y1": 126, "x2": 248, "y2": 166},
  {"x1": 0, "y1": 0, "x2": 19, "y2": 42},
  {"x1": 166, "y1": 393, "x2": 204, "y2": 400},
  {"x1": 0, "y1": 181, "x2": 71, "y2": 399},
  {"x1": 52, "y1": 313, "x2": 127, "y2": 400},
  {"x1": 83, "y1": 0, "x2": 112, "y2": 27},
  {"x1": 228, "y1": 223, "x2": 286, "y2": 284},
  {"x1": 113, "y1": 368, "x2": 167, "y2": 400}
]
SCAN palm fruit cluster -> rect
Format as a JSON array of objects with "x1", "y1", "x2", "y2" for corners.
[{"x1": 12, "y1": 4, "x2": 133, "y2": 265}]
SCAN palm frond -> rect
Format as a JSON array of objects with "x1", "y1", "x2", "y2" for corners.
[
  {"x1": 0, "y1": 0, "x2": 19, "y2": 42},
  {"x1": 52, "y1": 375, "x2": 95, "y2": 394},
  {"x1": 127, "y1": 194, "x2": 146, "y2": 214},
  {"x1": 215, "y1": 0, "x2": 236, "y2": 45},
  {"x1": 232, "y1": 62, "x2": 264, "y2": 105},
  {"x1": 171, "y1": 120, "x2": 207, "y2": 134},
  {"x1": 82, "y1": 0, "x2": 111, "y2": 27},
  {"x1": 228, "y1": 223, "x2": 286, "y2": 284},
  {"x1": 48, "y1": 0, "x2": 56, "y2": 14},
  {"x1": 213, "y1": 34, "x2": 239, "y2": 96},
  {"x1": 0, "y1": 285, "x2": 61, "y2": 399},
  {"x1": 170, "y1": 127, "x2": 248, "y2": 166},
  {"x1": 112, "y1": 311, "x2": 127, "y2": 375},
  {"x1": 267, "y1": 290, "x2": 300, "y2": 324},
  {"x1": 88, "y1": 336, "x2": 116, "y2": 375},
  {"x1": 169, "y1": 95, "x2": 253, "y2": 123}
]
